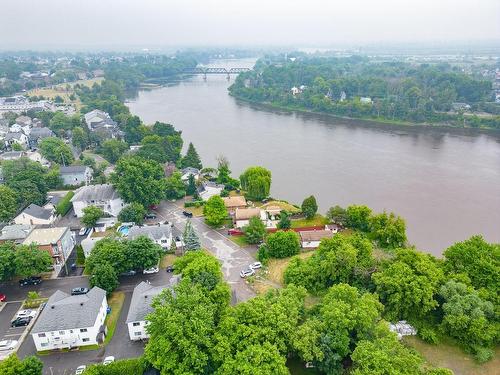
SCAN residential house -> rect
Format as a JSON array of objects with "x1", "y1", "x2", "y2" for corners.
[
  {"x1": 22, "y1": 227, "x2": 75, "y2": 273},
  {"x1": 197, "y1": 182, "x2": 224, "y2": 201},
  {"x1": 360, "y1": 97, "x2": 372, "y2": 104},
  {"x1": 14, "y1": 203, "x2": 56, "y2": 226},
  {"x1": 31, "y1": 287, "x2": 107, "y2": 351},
  {"x1": 60, "y1": 165, "x2": 93, "y2": 186},
  {"x1": 234, "y1": 207, "x2": 266, "y2": 229},
  {"x1": 452, "y1": 102, "x2": 471, "y2": 112},
  {"x1": 180, "y1": 167, "x2": 200, "y2": 182},
  {"x1": 325, "y1": 224, "x2": 340, "y2": 233},
  {"x1": 83, "y1": 109, "x2": 120, "y2": 138},
  {"x1": 0, "y1": 151, "x2": 25, "y2": 161},
  {"x1": 29, "y1": 127, "x2": 54, "y2": 147},
  {"x1": 71, "y1": 184, "x2": 124, "y2": 218},
  {"x1": 126, "y1": 278, "x2": 180, "y2": 341},
  {"x1": 4, "y1": 131, "x2": 28, "y2": 149},
  {"x1": 299, "y1": 230, "x2": 334, "y2": 249},
  {"x1": 223, "y1": 196, "x2": 247, "y2": 215},
  {"x1": 26, "y1": 150, "x2": 51, "y2": 167},
  {"x1": 10, "y1": 122, "x2": 30, "y2": 136},
  {"x1": 15, "y1": 115, "x2": 32, "y2": 127},
  {"x1": 0, "y1": 224, "x2": 34, "y2": 244},
  {"x1": 128, "y1": 224, "x2": 173, "y2": 249},
  {"x1": 81, "y1": 236, "x2": 101, "y2": 258},
  {"x1": 290, "y1": 86, "x2": 302, "y2": 96}
]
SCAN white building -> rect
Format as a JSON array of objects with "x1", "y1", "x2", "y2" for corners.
[
  {"x1": 59, "y1": 166, "x2": 93, "y2": 186},
  {"x1": 299, "y1": 229, "x2": 334, "y2": 249},
  {"x1": 31, "y1": 287, "x2": 108, "y2": 351},
  {"x1": 4, "y1": 132, "x2": 29, "y2": 148},
  {"x1": 360, "y1": 97, "x2": 372, "y2": 104},
  {"x1": 128, "y1": 224, "x2": 173, "y2": 249},
  {"x1": 126, "y1": 278, "x2": 179, "y2": 341},
  {"x1": 197, "y1": 182, "x2": 224, "y2": 201},
  {"x1": 234, "y1": 208, "x2": 267, "y2": 229},
  {"x1": 14, "y1": 204, "x2": 56, "y2": 226},
  {"x1": 71, "y1": 184, "x2": 124, "y2": 218},
  {"x1": 180, "y1": 167, "x2": 200, "y2": 182}
]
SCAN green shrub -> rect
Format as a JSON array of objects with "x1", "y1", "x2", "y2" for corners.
[
  {"x1": 55, "y1": 191, "x2": 75, "y2": 215},
  {"x1": 184, "y1": 200, "x2": 205, "y2": 208},
  {"x1": 418, "y1": 326, "x2": 439, "y2": 344}
]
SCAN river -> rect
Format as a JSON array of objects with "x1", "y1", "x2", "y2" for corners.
[{"x1": 126, "y1": 58, "x2": 500, "y2": 256}]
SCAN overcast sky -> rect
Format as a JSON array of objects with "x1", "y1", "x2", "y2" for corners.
[{"x1": 1, "y1": 0, "x2": 499, "y2": 50}]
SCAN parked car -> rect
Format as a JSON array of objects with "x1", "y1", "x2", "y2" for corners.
[
  {"x1": 120, "y1": 270, "x2": 136, "y2": 276},
  {"x1": 15, "y1": 309, "x2": 37, "y2": 319},
  {"x1": 19, "y1": 276, "x2": 42, "y2": 286},
  {"x1": 0, "y1": 340, "x2": 18, "y2": 351},
  {"x1": 143, "y1": 266, "x2": 159, "y2": 274},
  {"x1": 228, "y1": 228, "x2": 242, "y2": 235},
  {"x1": 145, "y1": 212, "x2": 157, "y2": 219},
  {"x1": 78, "y1": 227, "x2": 88, "y2": 236},
  {"x1": 182, "y1": 211, "x2": 193, "y2": 218},
  {"x1": 249, "y1": 262, "x2": 262, "y2": 270},
  {"x1": 166, "y1": 265, "x2": 174, "y2": 273},
  {"x1": 0, "y1": 293, "x2": 6, "y2": 302},
  {"x1": 240, "y1": 268, "x2": 255, "y2": 278},
  {"x1": 11, "y1": 316, "x2": 32, "y2": 327},
  {"x1": 75, "y1": 365, "x2": 86, "y2": 374},
  {"x1": 103, "y1": 356, "x2": 115, "y2": 365},
  {"x1": 71, "y1": 287, "x2": 89, "y2": 296}
]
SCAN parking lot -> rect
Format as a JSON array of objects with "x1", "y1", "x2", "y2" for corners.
[{"x1": 0, "y1": 301, "x2": 33, "y2": 360}]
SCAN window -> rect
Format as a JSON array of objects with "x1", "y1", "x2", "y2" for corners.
[
  {"x1": 41, "y1": 343, "x2": 48, "y2": 347},
  {"x1": 134, "y1": 332, "x2": 142, "y2": 336},
  {"x1": 132, "y1": 322, "x2": 140, "y2": 326},
  {"x1": 38, "y1": 333, "x2": 46, "y2": 338},
  {"x1": 80, "y1": 328, "x2": 87, "y2": 333},
  {"x1": 82, "y1": 338, "x2": 90, "y2": 342},
  {"x1": 59, "y1": 331, "x2": 65, "y2": 335}
]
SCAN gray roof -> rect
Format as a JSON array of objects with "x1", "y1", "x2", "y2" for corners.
[
  {"x1": 4, "y1": 132, "x2": 25, "y2": 141},
  {"x1": 32, "y1": 287, "x2": 106, "y2": 333},
  {"x1": 126, "y1": 278, "x2": 179, "y2": 323},
  {"x1": 29, "y1": 127, "x2": 54, "y2": 140},
  {"x1": 128, "y1": 224, "x2": 172, "y2": 241},
  {"x1": 71, "y1": 184, "x2": 119, "y2": 202},
  {"x1": 21, "y1": 204, "x2": 53, "y2": 220},
  {"x1": 60, "y1": 165, "x2": 90, "y2": 174},
  {"x1": 181, "y1": 167, "x2": 199, "y2": 175},
  {"x1": 0, "y1": 224, "x2": 33, "y2": 241},
  {"x1": 1, "y1": 151, "x2": 24, "y2": 159}
]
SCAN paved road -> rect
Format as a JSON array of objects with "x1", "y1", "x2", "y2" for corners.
[{"x1": 157, "y1": 200, "x2": 256, "y2": 302}]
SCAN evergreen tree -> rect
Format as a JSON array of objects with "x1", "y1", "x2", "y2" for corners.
[
  {"x1": 181, "y1": 142, "x2": 202, "y2": 169},
  {"x1": 186, "y1": 174, "x2": 197, "y2": 196},
  {"x1": 301, "y1": 195, "x2": 318, "y2": 220},
  {"x1": 183, "y1": 220, "x2": 201, "y2": 251},
  {"x1": 277, "y1": 211, "x2": 291, "y2": 229}
]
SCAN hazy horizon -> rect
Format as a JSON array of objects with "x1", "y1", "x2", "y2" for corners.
[{"x1": 1, "y1": 0, "x2": 499, "y2": 51}]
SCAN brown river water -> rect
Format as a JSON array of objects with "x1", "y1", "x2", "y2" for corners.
[{"x1": 127, "y1": 59, "x2": 500, "y2": 256}]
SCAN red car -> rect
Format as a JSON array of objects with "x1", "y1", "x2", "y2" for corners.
[
  {"x1": 228, "y1": 228, "x2": 243, "y2": 236},
  {"x1": 0, "y1": 293, "x2": 6, "y2": 302}
]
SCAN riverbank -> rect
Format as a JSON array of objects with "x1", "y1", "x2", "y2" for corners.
[{"x1": 230, "y1": 93, "x2": 500, "y2": 132}]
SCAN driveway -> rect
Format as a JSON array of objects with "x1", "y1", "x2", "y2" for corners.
[{"x1": 156, "y1": 200, "x2": 256, "y2": 302}]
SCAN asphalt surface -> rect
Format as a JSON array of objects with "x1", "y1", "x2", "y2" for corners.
[
  {"x1": 156, "y1": 200, "x2": 256, "y2": 302},
  {"x1": 0, "y1": 301, "x2": 25, "y2": 360}
]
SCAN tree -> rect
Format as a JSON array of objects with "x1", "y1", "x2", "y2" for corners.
[
  {"x1": 181, "y1": 142, "x2": 203, "y2": 169},
  {"x1": 186, "y1": 173, "x2": 197, "y2": 196},
  {"x1": 82, "y1": 205, "x2": 104, "y2": 228},
  {"x1": 265, "y1": 230, "x2": 300, "y2": 258},
  {"x1": 111, "y1": 156, "x2": 166, "y2": 207},
  {"x1": 0, "y1": 185, "x2": 18, "y2": 222},
  {"x1": 243, "y1": 216, "x2": 267, "y2": 244},
  {"x1": 301, "y1": 195, "x2": 318, "y2": 219},
  {"x1": 216, "y1": 156, "x2": 239, "y2": 188},
  {"x1": 183, "y1": 220, "x2": 201, "y2": 251},
  {"x1": 165, "y1": 171, "x2": 186, "y2": 200},
  {"x1": 2, "y1": 158, "x2": 49, "y2": 207},
  {"x1": 346, "y1": 205, "x2": 372, "y2": 231},
  {"x1": 369, "y1": 211, "x2": 407, "y2": 249},
  {"x1": 327, "y1": 205, "x2": 347, "y2": 225},
  {"x1": 277, "y1": 211, "x2": 291, "y2": 230},
  {"x1": 373, "y1": 248, "x2": 444, "y2": 321},
  {"x1": 0, "y1": 243, "x2": 17, "y2": 281},
  {"x1": 39, "y1": 137, "x2": 74, "y2": 165},
  {"x1": 11, "y1": 143, "x2": 23, "y2": 151},
  {"x1": 239, "y1": 166, "x2": 271, "y2": 201},
  {"x1": 118, "y1": 202, "x2": 146, "y2": 225},
  {"x1": 124, "y1": 236, "x2": 162, "y2": 271},
  {"x1": 14, "y1": 244, "x2": 52, "y2": 277},
  {"x1": 0, "y1": 354, "x2": 43, "y2": 375},
  {"x1": 85, "y1": 238, "x2": 127, "y2": 274},
  {"x1": 89, "y1": 262, "x2": 118, "y2": 294},
  {"x1": 71, "y1": 127, "x2": 88, "y2": 149},
  {"x1": 99, "y1": 139, "x2": 128, "y2": 163},
  {"x1": 203, "y1": 195, "x2": 227, "y2": 227}
]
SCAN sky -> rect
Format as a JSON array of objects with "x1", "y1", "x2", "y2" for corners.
[{"x1": 1, "y1": 0, "x2": 499, "y2": 50}]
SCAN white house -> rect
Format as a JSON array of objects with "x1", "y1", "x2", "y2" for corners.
[
  {"x1": 14, "y1": 204, "x2": 56, "y2": 226},
  {"x1": 360, "y1": 97, "x2": 372, "y2": 104},
  {"x1": 59, "y1": 165, "x2": 93, "y2": 186},
  {"x1": 126, "y1": 278, "x2": 179, "y2": 341},
  {"x1": 128, "y1": 224, "x2": 173, "y2": 249},
  {"x1": 197, "y1": 182, "x2": 224, "y2": 201},
  {"x1": 31, "y1": 287, "x2": 108, "y2": 351},
  {"x1": 299, "y1": 229, "x2": 334, "y2": 249},
  {"x1": 26, "y1": 150, "x2": 51, "y2": 168},
  {"x1": 180, "y1": 167, "x2": 200, "y2": 182},
  {"x1": 4, "y1": 132, "x2": 28, "y2": 148},
  {"x1": 83, "y1": 109, "x2": 120, "y2": 138},
  {"x1": 71, "y1": 184, "x2": 124, "y2": 218},
  {"x1": 234, "y1": 208, "x2": 267, "y2": 229}
]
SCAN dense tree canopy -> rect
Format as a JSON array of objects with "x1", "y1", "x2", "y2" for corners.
[
  {"x1": 203, "y1": 195, "x2": 227, "y2": 227},
  {"x1": 0, "y1": 354, "x2": 43, "y2": 375},
  {"x1": 0, "y1": 185, "x2": 18, "y2": 222},
  {"x1": 369, "y1": 211, "x2": 407, "y2": 249},
  {"x1": 164, "y1": 171, "x2": 186, "y2": 200},
  {"x1": 301, "y1": 195, "x2": 318, "y2": 219},
  {"x1": 89, "y1": 262, "x2": 118, "y2": 294},
  {"x1": 99, "y1": 139, "x2": 129, "y2": 164},
  {"x1": 81, "y1": 205, "x2": 104, "y2": 228},
  {"x1": 14, "y1": 244, "x2": 52, "y2": 277},
  {"x1": 118, "y1": 202, "x2": 146, "y2": 225},
  {"x1": 239, "y1": 166, "x2": 271, "y2": 201},
  {"x1": 264, "y1": 230, "x2": 300, "y2": 259},
  {"x1": 183, "y1": 220, "x2": 201, "y2": 251},
  {"x1": 39, "y1": 137, "x2": 74, "y2": 165},
  {"x1": 243, "y1": 216, "x2": 267, "y2": 244},
  {"x1": 181, "y1": 142, "x2": 203, "y2": 169}
]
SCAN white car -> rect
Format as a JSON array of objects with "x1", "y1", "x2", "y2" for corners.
[
  {"x1": 240, "y1": 268, "x2": 255, "y2": 278},
  {"x1": 75, "y1": 365, "x2": 86, "y2": 374},
  {"x1": 249, "y1": 262, "x2": 262, "y2": 270},
  {"x1": 103, "y1": 356, "x2": 115, "y2": 365},
  {"x1": 0, "y1": 340, "x2": 18, "y2": 351},
  {"x1": 78, "y1": 227, "x2": 87, "y2": 236},
  {"x1": 143, "y1": 266, "x2": 159, "y2": 274},
  {"x1": 15, "y1": 309, "x2": 37, "y2": 319}
]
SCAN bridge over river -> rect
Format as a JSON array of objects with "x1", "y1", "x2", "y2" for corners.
[{"x1": 182, "y1": 67, "x2": 251, "y2": 79}]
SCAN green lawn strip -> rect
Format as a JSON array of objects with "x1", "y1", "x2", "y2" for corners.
[
  {"x1": 290, "y1": 214, "x2": 329, "y2": 228},
  {"x1": 102, "y1": 291, "x2": 125, "y2": 346},
  {"x1": 229, "y1": 235, "x2": 249, "y2": 247},
  {"x1": 76, "y1": 245, "x2": 85, "y2": 266}
]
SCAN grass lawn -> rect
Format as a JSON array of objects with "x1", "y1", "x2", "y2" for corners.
[
  {"x1": 91, "y1": 228, "x2": 116, "y2": 238},
  {"x1": 291, "y1": 214, "x2": 329, "y2": 228},
  {"x1": 267, "y1": 251, "x2": 315, "y2": 285},
  {"x1": 262, "y1": 200, "x2": 301, "y2": 214},
  {"x1": 184, "y1": 205, "x2": 204, "y2": 217},
  {"x1": 229, "y1": 235, "x2": 250, "y2": 247},
  {"x1": 102, "y1": 291, "x2": 125, "y2": 346},
  {"x1": 76, "y1": 245, "x2": 85, "y2": 266},
  {"x1": 160, "y1": 253, "x2": 177, "y2": 269},
  {"x1": 404, "y1": 336, "x2": 500, "y2": 375}
]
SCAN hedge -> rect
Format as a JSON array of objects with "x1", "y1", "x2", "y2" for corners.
[
  {"x1": 55, "y1": 191, "x2": 75, "y2": 216},
  {"x1": 184, "y1": 200, "x2": 205, "y2": 208}
]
